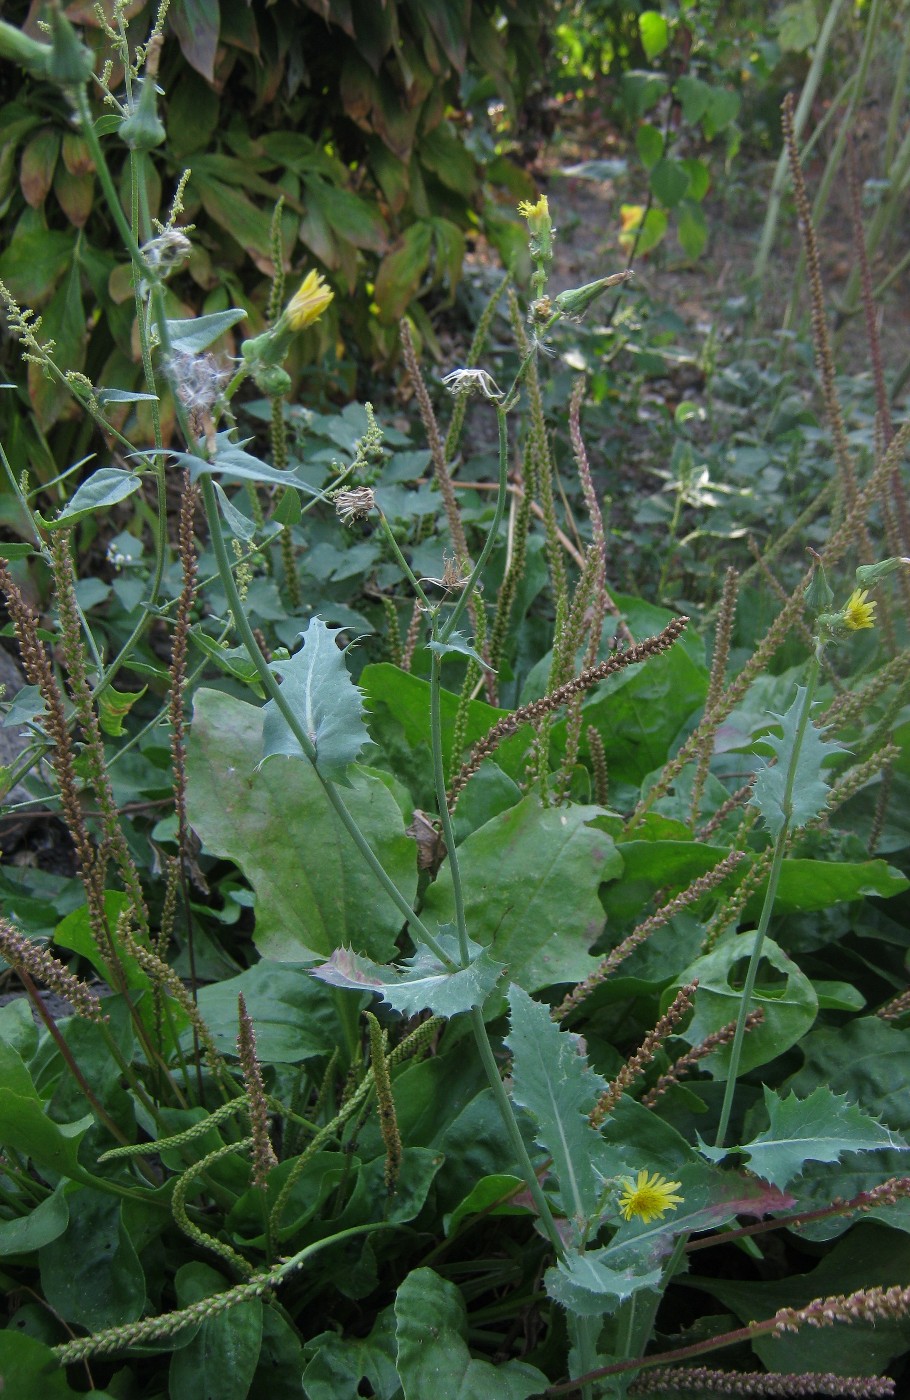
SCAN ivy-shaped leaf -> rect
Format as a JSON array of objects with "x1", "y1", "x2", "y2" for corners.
[
  {"x1": 312, "y1": 930, "x2": 505, "y2": 1018},
  {"x1": 505, "y1": 985, "x2": 610, "y2": 1225},
  {"x1": 750, "y1": 686, "x2": 844, "y2": 837},
  {"x1": 260, "y1": 618, "x2": 374, "y2": 784},
  {"x1": 700, "y1": 1085, "x2": 907, "y2": 1188}
]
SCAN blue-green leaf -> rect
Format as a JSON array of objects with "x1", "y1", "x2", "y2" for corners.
[
  {"x1": 163, "y1": 307, "x2": 246, "y2": 353},
  {"x1": 426, "y1": 630, "x2": 493, "y2": 670},
  {"x1": 750, "y1": 686, "x2": 844, "y2": 836},
  {"x1": 700, "y1": 1085, "x2": 907, "y2": 1188},
  {"x1": 545, "y1": 1245, "x2": 663, "y2": 1315},
  {"x1": 313, "y1": 931, "x2": 505, "y2": 1018},
  {"x1": 49, "y1": 467, "x2": 143, "y2": 528},
  {"x1": 261, "y1": 617, "x2": 374, "y2": 784},
  {"x1": 505, "y1": 985, "x2": 610, "y2": 1223}
]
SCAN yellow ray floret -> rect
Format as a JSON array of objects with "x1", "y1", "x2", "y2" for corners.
[
  {"x1": 843, "y1": 588, "x2": 876, "y2": 631},
  {"x1": 618, "y1": 1170, "x2": 684, "y2": 1224},
  {"x1": 285, "y1": 270, "x2": 334, "y2": 331}
]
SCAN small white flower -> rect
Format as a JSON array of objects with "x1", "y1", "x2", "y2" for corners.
[{"x1": 440, "y1": 368, "x2": 504, "y2": 402}]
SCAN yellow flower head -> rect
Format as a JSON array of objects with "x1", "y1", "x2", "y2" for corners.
[
  {"x1": 285, "y1": 270, "x2": 334, "y2": 331},
  {"x1": 618, "y1": 1171, "x2": 684, "y2": 1224},
  {"x1": 517, "y1": 193, "x2": 550, "y2": 228},
  {"x1": 842, "y1": 588, "x2": 876, "y2": 631}
]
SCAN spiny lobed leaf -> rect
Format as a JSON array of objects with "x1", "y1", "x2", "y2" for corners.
[
  {"x1": 700, "y1": 1085, "x2": 907, "y2": 1188},
  {"x1": 749, "y1": 686, "x2": 844, "y2": 837},
  {"x1": 313, "y1": 932, "x2": 505, "y2": 1018},
  {"x1": 505, "y1": 986, "x2": 610, "y2": 1226},
  {"x1": 261, "y1": 617, "x2": 374, "y2": 784}
]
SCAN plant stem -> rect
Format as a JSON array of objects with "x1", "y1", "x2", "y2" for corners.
[
  {"x1": 441, "y1": 406, "x2": 509, "y2": 643},
  {"x1": 430, "y1": 647, "x2": 470, "y2": 966},
  {"x1": 714, "y1": 651, "x2": 822, "y2": 1149}
]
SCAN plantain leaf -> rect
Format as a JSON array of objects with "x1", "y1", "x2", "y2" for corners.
[
  {"x1": 750, "y1": 686, "x2": 844, "y2": 837},
  {"x1": 700, "y1": 1085, "x2": 907, "y2": 1188},
  {"x1": 261, "y1": 617, "x2": 374, "y2": 784}
]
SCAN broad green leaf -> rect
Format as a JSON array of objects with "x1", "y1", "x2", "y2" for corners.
[
  {"x1": 676, "y1": 933, "x2": 817, "y2": 1077},
  {"x1": 98, "y1": 682, "x2": 146, "y2": 737},
  {"x1": 680, "y1": 157, "x2": 711, "y2": 201},
  {"x1": 675, "y1": 75, "x2": 712, "y2": 124},
  {"x1": 620, "y1": 70, "x2": 667, "y2": 121},
  {"x1": 778, "y1": 0, "x2": 820, "y2": 51},
  {"x1": 650, "y1": 157, "x2": 690, "y2": 208},
  {"x1": 167, "y1": 435, "x2": 321, "y2": 493},
  {"x1": 0, "y1": 1333, "x2": 107, "y2": 1399},
  {"x1": 302, "y1": 1308, "x2": 400, "y2": 1400},
  {"x1": 702, "y1": 87, "x2": 740, "y2": 138},
  {"x1": 395, "y1": 1268, "x2": 548, "y2": 1399},
  {"x1": 95, "y1": 387, "x2": 160, "y2": 404},
  {"x1": 163, "y1": 307, "x2": 246, "y2": 354},
  {"x1": 40, "y1": 1188, "x2": 145, "y2": 1329},
  {"x1": 313, "y1": 933, "x2": 505, "y2": 1018},
  {"x1": 690, "y1": 1225, "x2": 910, "y2": 1377},
  {"x1": 186, "y1": 688, "x2": 415, "y2": 962},
  {"x1": 505, "y1": 985, "x2": 609, "y2": 1223},
  {"x1": 29, "y1": 260, "x2": 85, "y2": 427},
  {"x1": 169, "y1": 1262, "x2": 263, "y2": 1400},
  {"x1": 261, "y1": 618, "x2": 374, "y2": 783},
  {"x1": 421, "y1": 796, "x2": 622, "y2": 993},
  {"x1": 701, "y1": 1085, "x2": 906, "y2": 1188},
  {"x1": 546, "y1": 1245, "x2": 663, "y2": 1315},
  {"x1": 444, "y1": 1174, "x2": 527, "y2": 1237},
  {"x1": 0, "y1": 1088, "x2": 93, "y2": 1178},
  {"x1": 619, "y1": 204, "x2": 668, "y2": 255},
  {"x1": 751, "y1": 857, "x2": 908, "y2": 915},
  {"x1": 51, "y1": 467, "x2": 142, "y2": 526},
  {"x1": 214, "y1": 480, "x2": 258, "y2": 541},
  {"x1": 0, "y1": 1182, "x2": 68, "y2": 1256},
  {"x1": 677, "y1": 199, "x2": 708, "y2": 259},
  {"x1": 0, "y1": 227, "x2": 74, "y2": 303},
  {"x1": 374, "y1": 222, "x2": 433, "y2": 322},
  {"x1": 750, "y1": 687, "x2": 843, "y2": 836},
  {"x1": 194, "y1": 962, "x2": 361, "y2": 1064},
  {"x1": 635, "y1": 122, "x2": 663, "y2": 170},
  {"x1": 638, "y1": 11, "x2": 670, "y2": 61}
]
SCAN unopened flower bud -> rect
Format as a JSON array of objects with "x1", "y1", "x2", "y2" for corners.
[
  {"x1": 804, "y1": 557, "x2": 834, "y2": 612},
  {"x1": 554, "y1": 269, "x2": 634, "y2": 321},
  {"x1": 253, "y1": 364, "x2": 292, "y2": 397},
  {"x1": 46, "y1": 1, "x2": 94, "y2": 86},
  {"x1": 854, "y1": 557, "x2": 910, "y2": 588},
  {"x1": 119, "y1": 76, "x2": 166, "y2": 151},
  {"x1": 285, "y1": 270, "x2": 333, "y2": 331}
]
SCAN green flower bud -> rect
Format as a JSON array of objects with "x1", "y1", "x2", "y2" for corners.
[
  {"x1": 46, "y1": 2, "x2": 94, "y2": 86},
  {"x1": 804, "y1": 558, "x2": 834, "y2": 613},
  {"x1": 854, "y1": 557, "x2": 910, "y2": 589},
  {"x1": 253, "y1": 364, "x2": 292, "y2": 397},
  {"x1": 119, "y1": 77, "x2": 166, "y2": 151},
  {"x1": 0, "y1": 19, "x2": 52, "y2": 77},
  {"x1": 554, "y1": 269, "x2": 635, "y2": 322}
]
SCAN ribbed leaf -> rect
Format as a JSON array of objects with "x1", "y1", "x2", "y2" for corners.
[
  {"x1": 313, "y1": 931, "x2": 504, "y2": 1017},
  {"x1": 700, "y1": 1085, "x2": 907, "y2": 1188},
  {"x1": 750, "y1": 686, "x2": 843, "y2": 837},
  {"x1": 505, "y1": 986, "x2": 610, "y2": 1224},
  {"x1": 261, "y1": 618, "x2": 373, "y2": 784}
]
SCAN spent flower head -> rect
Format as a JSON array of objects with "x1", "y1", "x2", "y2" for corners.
[
  {"x1": 618, "y1": 1171, "x2": 684, "y2": 1224},
  {"x1": 335, "y1": 487, "x2": 376, "y2": 526},
  {"x1": 441, "y1": 367, "x2": 504, "y2": 402}
]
